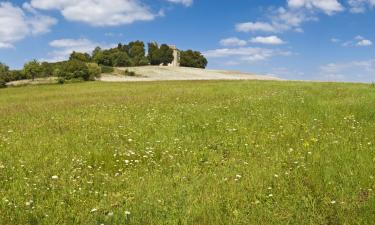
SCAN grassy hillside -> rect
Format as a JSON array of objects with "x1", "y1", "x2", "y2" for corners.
[{"x1": 0, "y1": 81, "x2": 375, "y2": 224}]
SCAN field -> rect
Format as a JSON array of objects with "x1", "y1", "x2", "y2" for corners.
[{"x1": 0, "y1": 81, "x2": 375, "y2": 224}]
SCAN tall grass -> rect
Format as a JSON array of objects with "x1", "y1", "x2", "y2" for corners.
[{"x1": 0, "y1": 81, "x2": 374, "y2": 224}]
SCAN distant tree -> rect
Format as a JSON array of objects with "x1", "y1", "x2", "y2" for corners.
[
  {"x1": 0, "y1": 62, "x2": 10, "y2": 82},
  {"x1": 69, "y1": 51, "x2": 91, "y2": 62},
  {"x1": 114, "y1": 52, "x2": 131, "y2": 67},
  {"x1": 148, "y1": 42, "x2": 160, "y2": 65},
  {"x1": 128, "y1": 41, "x2": 148, "y2": 66},
  {"x1": 159, "y1": 44, "x2": 174, "y2": 66},
  {"x1": 41, "y1": 62, "x2": 53, "y2": 77},
  {"x1": 180, "y1": 50, "x2": 207, "y2": 69},
  {"x1": 23, "y1": 60, "x2": 42, "y2": 81}
]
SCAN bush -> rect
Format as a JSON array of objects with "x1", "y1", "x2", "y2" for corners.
[
  {"x1": 124, "y1": 69, "x2": 136, "y2": 76},
  {"x1": 101, "y1": 65, "x2": 114, "y2": 73},
  {"x1": 87, "y1": 63, "x2": 102, "y2": 80},
  {"x1": 0, "y1": 78, "x2": 6, "y2": 88},
  {"x1": 57, "y1": 77, "x2": 65, "y2": 84}
]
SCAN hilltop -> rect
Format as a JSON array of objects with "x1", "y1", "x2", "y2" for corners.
[{"x1": 100, "y1": 66, "x2": 281, "y2": 82}]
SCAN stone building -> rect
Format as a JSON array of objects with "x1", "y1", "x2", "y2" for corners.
[{"x1": 168, "y1": 45, "x2": 180, "y2": 67}]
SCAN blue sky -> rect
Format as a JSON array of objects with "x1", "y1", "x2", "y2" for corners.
[{"x1": 0, "y1": 0, "x2": 375, "y2": 82}]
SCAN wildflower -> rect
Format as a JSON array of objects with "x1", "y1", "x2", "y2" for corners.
[
  {"x1": 91, "y1": 208, "x2": 98, "y2": 213},
  {"x1": 268, "y1": 194, "x2": 273, "y2": 197},
  {"x1": 51, "y1": 175, "x2": 59, "y2": 180},
  {"x1": 125, "y1": 211, "x2": 131, "y2": 215},
  {"x1": 107, "y1": 212, "x2": 114, "y2": 216},
  {"x1": 236, "y1": 174, "x2": 242, "y2": 179},
  {"x1": 274, "y1": 174, "x2": 279, "y2": 178},
  {"x1": 330, "y1": 200, "x2": 336, "y2": 204}
]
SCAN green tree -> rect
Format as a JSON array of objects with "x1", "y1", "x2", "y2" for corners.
[
  {"x1": 159, "y1": 44, "x2": 174, "y2": 66},
  {"x1": 128, "y1": 41, "x2": 148, "y2": 66},
  {"x1": 70, "y1": 51, "x2": 91, "y2": 62},
  {"x1": 23, "y1": 60, "x2": 42, "y2": 81},
  {"x1": 180, "y1": 50, "x2": 208, "y2": 69},
  {"x1": 148, "y1": 42, "x2": 161, "y2": 65},
  {"x1": 0, "y1": 62, "x2": 10, "y2": 82}
]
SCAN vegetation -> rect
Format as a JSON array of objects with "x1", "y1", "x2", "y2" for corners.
[
  {"x1": 0, "y1": 41, "x2": 207, "y2": 87},
  {"x1": 148, "y1": 43, "x2": 174, "y2": 66},
  {"x1": 180, "y1": 50, "x2": 208, "y2": 69},
  {"x1": 0, "y1": 81, "x2": 374, "y2": 224}
]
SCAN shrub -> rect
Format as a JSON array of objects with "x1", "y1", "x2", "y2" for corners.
[
  {"x1": 87, "y1": 63, "x2": 102, "y2": 80},
  {"x1": 57, "y1": 77, "x2": 65, "y2": 84},
  {"x1": 124, "y1": 69, "x2": 136, "y2": 76},
  {"x1": 101, "y1": 65, "x2": 114, "y2": 73},
  {"x1": 0, "y1": 78, "x2": 6, "y2": 88}
]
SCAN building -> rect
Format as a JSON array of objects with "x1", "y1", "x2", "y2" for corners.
[{"x1": 168, "y1": 45, "x2": 180, "y2": 67}]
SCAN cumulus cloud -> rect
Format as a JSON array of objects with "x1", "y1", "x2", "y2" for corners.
[
  {"x1": 250, "y1": 36, "x2": 285, "y2": 45},
  {"x1": 204, "y1": 47, "x2": 291, "y2": 62},
  {"x1": 44, "y1": 38, "x2": 114, "y2": 62},
  {"x1": 288, "y1": 0, "x2": 344, "y2": 15},
  {"x1": 236, "y1": 22, "x2": 277, "y2": 33},
  {"x1": 166, "y1": 0, "x2": 193, "y2": 7},
  {"x1": 30, "y1": 0, "x2": 155, "y2": 26},
  {"x1": 348, "y1": 0, "x2": 375, "y2": 13},
  {"x1": 339, "y1": 36, "x2": 373, "y2": 47},
  {"x1": 219, "y1": 37, "x2": 247, "y2": 47},
  {"x1": 236, "y1": 0, "x2": 344, "y2": 34},
  {"x1": 0, "y1": 2, "x2": 56, "y2": 48}
]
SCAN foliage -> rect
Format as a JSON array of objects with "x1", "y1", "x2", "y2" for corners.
[
  {"x1": 180, "y1": 50, "x2": 208, "y2": 68},
  {"x1": 101, "y1": 65, "x2": 114, "y2": 74},
  {"x1": 23, "y1": 60, "x2": 42, "y2": 81},
  {"x1": 87, "y1": 63, "x2": 102, "y2": 80},
  {"x1": 70, "y1": 51, "x2": 91, "y2": 62},
  {"x1": 0, "y1": 81, "x2": 375, "y2": 224},
  {"x1": 124, "y1": 69, "x2": 136, "y2": 76},
  {"x1": 57, "y1": 77, "x2": 65, "y2": 84},
  {"x1": 0, "y1": 78, "x2": 6, "y2": 88},
  {"x1": 148, "y1": 43, "x2": 174, "y2": 66}
]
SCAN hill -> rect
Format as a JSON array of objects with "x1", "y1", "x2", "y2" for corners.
[{"x1": 100, "y1": 66, "x2": 280, "y2": 82}]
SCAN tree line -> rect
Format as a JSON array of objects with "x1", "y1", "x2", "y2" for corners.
[{"x1": 0, "y1": 41, "x2": 207, "y2": 88}]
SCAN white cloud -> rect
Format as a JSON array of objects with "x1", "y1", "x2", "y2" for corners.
[
  {"x1": 0, "y1": 2, "x2": 56, "y2": 48},
  {"x1": 331, "y1": 38, "x2": 341, "y2": 43},
  {"x1": 288, "y1": 0, "x2": 344, "y2": 15},
  {"x1": 45, "y1": 38, "x2": 114, "y2": 62},
  {"x1": 30, "y1": 0, "x2": 155, "y2": 26},
  {"x1": 166, "y1": 0, "x2": 193, "y2": 7},
  {"x1": 250, "y1": 36, "x2": 285, "y2": 45},
  {"x1": 220, "y1": 37, "x2": 247, "y2": 47},
  {"x1": 236, "y1": 22, "x2": 277, "y2": 33},
  {"x1": 236, "y1": 0, "x2": 344, "y2": 34},
  {"x1": 348, "y1": 0, "x2": 375, "y2": 13},
  {"x1": 204, "y1": 47, "x2": 291, "y2": 62},
  {"x1": 320, "y1": 59, "x2": 375, "y2": 82},
  {"x1": 339, "y1": 36, "x2": 373, "y2": 47},
  {"x1": 357, "y1": 39, "x2": 373, "y2": 46}
]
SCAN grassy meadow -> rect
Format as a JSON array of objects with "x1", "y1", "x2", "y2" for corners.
[{"x1": 0, "y1": 81, "x2": 375, "y2": 224}]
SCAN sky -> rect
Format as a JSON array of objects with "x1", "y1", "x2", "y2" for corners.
[{"x1": 0, "y1": 0, "x2": 375, "y2": 82}]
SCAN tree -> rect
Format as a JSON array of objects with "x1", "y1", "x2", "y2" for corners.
[
  {"x1": 23, "y1": 60, "x2": 42, "y2": 81},
  {"x1": 159, "y1": 44, "x2": 174, "y2": 66},
  {"x1": 70, "y1": 51, "x2": 91, "y2": 62},
  {"x1": 180, "y1": 50, "x2": 208, "y2": 69},
  {"x1": 128, "y1": 41, "x2": 148, "y2": 66},
  {"x1": 0, "y1": 62, "x2": 10, "y2": 82},
  {"x1": 114, "y1": 52, "x2": 131, "y2": 67},
  {"x1": 148, "y1": 42, "x2": 160, "y2": 65}
]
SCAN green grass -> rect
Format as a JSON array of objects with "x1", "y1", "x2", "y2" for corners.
[{"x1": 0, "y1": 81, "x2": 375, "y2": 224}]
